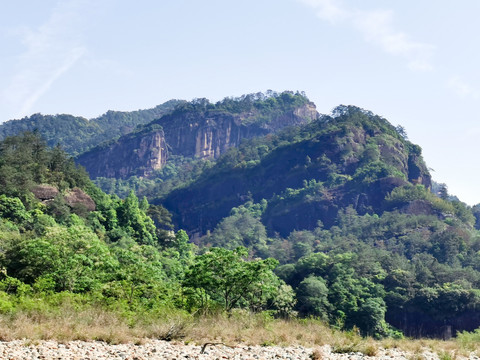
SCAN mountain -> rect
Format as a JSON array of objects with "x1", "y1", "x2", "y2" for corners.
[
  {"x1": 146, "y1": 102, "x2": 480, "y2": 338},
  {"x1": 158, "y1": 105, "x2": 432, "y2": 238},
  {"x1": 0, "y1": 100, "x2": 184, "y2": 156},
  {"x1": 3, "y1": 96, "x2": 480, "y2": 338},
  {"x1": 145, "y1": 102, "x2": 480, "y2": 338},
  {"x1": 76, "y1": 91, "x2": 318, "y2": 179}
]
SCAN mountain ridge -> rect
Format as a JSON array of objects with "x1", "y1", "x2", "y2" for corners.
[
  {"x1": 76, "y1": 91, "x2": 318, "y2": 179},
  {"x1": 0, "y1": 99, "x2": 184, "y2": 156}
]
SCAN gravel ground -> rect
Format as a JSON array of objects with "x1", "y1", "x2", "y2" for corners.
[{"x1": 0, "y1": 340, "x2": 477, "y2": 360}]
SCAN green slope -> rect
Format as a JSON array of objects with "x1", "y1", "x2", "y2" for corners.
[{"x1": 0, "y1": 100, "x2": 184, "y2": 156}]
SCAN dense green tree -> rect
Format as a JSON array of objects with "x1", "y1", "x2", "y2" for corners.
[
  {"x1": 116, "y1": 191, "x2": 157, "y2": 245},
  {"x1": 0, "y1": 132, "x2": 90, "y2": 206},
  {"x1": 355, "y1": 297, "x2": 387, "y2": 337},
  {"x1": 182, "y1": 247, "x2": 281, "y2": 312},
  {"x1": 296, "y1": 275, "x2": 330, "y2": 320},
  {"x1": 0, "y1": 195, "x2": 30, "y2": 224},
  {"x1": 147, "y1": 204, "x2": 175, "y2": 245},
  {"x1": 203, "y1": 206, "x2": 268, "y2": 254},
  {"x1": 3, "y1": 224, "x2": 116, "y2": 292}
]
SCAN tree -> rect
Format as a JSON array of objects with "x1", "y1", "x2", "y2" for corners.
[
  {"x1": 296, "y1": 275, "x2": 330, "y2": 320},
  {"x1": 0, "y1": 195, "x2": 30, "y2": 224},
  {"x1": 355, "y1": 297, "x2": 387, "y2": 337},
  {"x1": 438, "y1": 183, "x2": 449, "y2": 200},
  {"x1": 205, "y1": 209, "x2": 268, "y2": 252},
  {"x1": 4, "y1": 224, "x2": 115, "y2": 292},
  {"x1": 147, "y1": 204, "x2": 174, "y2": 245},
  {"x1": 395, "y1": 125, "x2": 408, "y2": 140},
  {"x1": 182, "y1": 247, "x2": 279, "y2": 312},
  {"x1": 116, "y1": 191, "x2": 157, "y2": 245},
  {"x1": 106, "y1": 239, "x2": 170, "y2": 306}
]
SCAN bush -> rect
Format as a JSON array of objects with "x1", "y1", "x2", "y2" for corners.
[{"x1": 456, "y1": 328, "x2": 480, "y2": 351}]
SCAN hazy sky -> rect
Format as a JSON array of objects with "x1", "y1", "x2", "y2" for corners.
[{"x1": 1, "y1": 1, "x2": 479, "y2": 204}]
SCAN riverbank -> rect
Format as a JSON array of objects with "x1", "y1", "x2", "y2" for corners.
[
  {"x1": 0, "y1": 339, "x2": 474, "y2": 360},
  {"x1": 0, "y1": 302, "x2": 479, "y2": 359},
  {"x1": 0, "y1": 340, "x2": 464, "y2": 360}
]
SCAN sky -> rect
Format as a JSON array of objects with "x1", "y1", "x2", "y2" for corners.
[{"x1": 1, "y1": 0, "x2": 480, "y2": 204}]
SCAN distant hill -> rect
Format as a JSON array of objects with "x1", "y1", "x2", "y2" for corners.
[{"x1": 0, "y1": 99, "x2": 184, "y2": 156}]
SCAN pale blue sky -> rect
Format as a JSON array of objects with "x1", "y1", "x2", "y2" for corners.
[{"x1": 1, "y1": 1, "x2": 479, "y2": 204}]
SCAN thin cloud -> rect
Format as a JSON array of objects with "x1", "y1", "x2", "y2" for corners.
[
  {"x1": 353, "y1": 9, "x2": 434, "y2": 71},
  {"x1": 448, "y1": 76, "x2": 480, "y2": 99},
  {"x1": 299, "y1": 0, "x2": 347, "y2": 24},
  {"x1": 17, "y1": 47, "x2": 86, "y2": 117},
  {"x1": 298, "y1": 0, "x2": 434, "y2": 71},
  {"x1": 2, "y1": 0, "x2": 88, "y2": 119}
]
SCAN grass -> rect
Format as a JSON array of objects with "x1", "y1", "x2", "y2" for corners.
[
  {"x1": 0, "y1": 296, "x2": 479, "y2": 359},
  {"x1": 0, "y1": 306, "x2": 190, "y2": 344}
]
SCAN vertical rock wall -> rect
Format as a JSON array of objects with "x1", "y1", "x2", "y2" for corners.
[
  {"x1": 77, "y1": 103, "x2": 318, "y2": 179},
  {"x1": 76, "y1": 130, "x2": 168, "y2": 178}
]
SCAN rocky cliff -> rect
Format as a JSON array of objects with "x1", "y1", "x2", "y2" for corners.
[
  {"x1": 159, "y1": 102, "x2": 318, "y2": 159},
  {"x1": 77, "y1": 128, "x2": 168, "y2": 178},
  {"x1": 77, "y1": 93, "x2": 318, "y2": 179}
]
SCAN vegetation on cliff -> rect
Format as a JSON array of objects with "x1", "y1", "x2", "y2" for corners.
[{"x1": 165, "y1": 90, "x2": 312, "y2": 126}]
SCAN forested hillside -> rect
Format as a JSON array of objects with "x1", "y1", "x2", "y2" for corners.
[
  {"x1": 2, "y1": 92, "x2": 480, "y2": 340},
  {"x1": 153, "y1": 104, "x2": 480, "y2": 337},
  {"x1": 0, "y1": 100, "x2": 183, "y2": 156},
  {"x1": 159, "y1": 105, "x2": 431, "y2": 237},
  {"x1": 0, "y1": 132, "x2": 296, "y2": 336}
]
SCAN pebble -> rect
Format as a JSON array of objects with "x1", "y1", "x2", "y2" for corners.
[{"x1": 0, "y1": 340, "x2": 476, "y2": 360}]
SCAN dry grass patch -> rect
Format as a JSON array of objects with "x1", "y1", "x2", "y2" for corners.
[
  {"x1": 0, "y1": 308, "x2": 139, "y2": 343},
  {"x1": 1, "y1": 301, "x2": 480, "y2": 359},
  {"x1": 0, "y1": 303, "x2": 192, "y2": 344},
  {"x1": 310, "y1": 347, "x2": 326, "y2": 360},
  {"x1": 184, "y1": 311, "x2": 382, "y2": 356},
  {"x1": 185, "y1": 311, "x2": 335, "y2": 347},
  {"x1": 379, "y1": 337, "x2": 475, "y2": 359}
]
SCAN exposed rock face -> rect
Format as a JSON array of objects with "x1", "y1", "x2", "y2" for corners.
[
  {"x1": 77, "y1": 103, "x2": 318, "y2": 179},
  {"x1": 160, "y1": 113, "x2": 246, "y2": 160},
  {"x1": 77, "y1": 130, "x2": 168, "y2": 179},
  {"x1": 158, "y1": 102, "x2": 318, "y2": 161},
  {"x1": 408, "y1": 153, "x2": 431, "y2": 187},
  {"x1": 64, "y1": 188, "x2": 96, "y2": 212},
  {"x1": 31, "y1": 184, "x2": 59, "y2": 201},
  {"x1": 31, "y1": 185, "x2": 96, "y2": 212}
]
